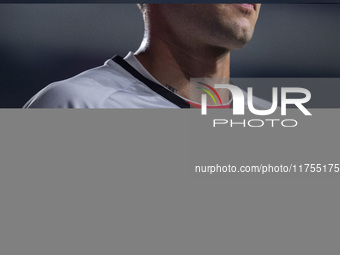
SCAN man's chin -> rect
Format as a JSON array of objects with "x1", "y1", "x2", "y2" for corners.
[{"x1": 227, "y1": 35, "x2": 253, "y2": 50}]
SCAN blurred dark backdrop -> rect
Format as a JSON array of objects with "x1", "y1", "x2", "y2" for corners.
[{"x1": 1, "y1": 4, "x2": 339, "y2": 108}]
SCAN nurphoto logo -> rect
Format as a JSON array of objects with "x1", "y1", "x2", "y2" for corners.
[{"x1": 189, "y1": 78, "x2": 312, "y2": 128}]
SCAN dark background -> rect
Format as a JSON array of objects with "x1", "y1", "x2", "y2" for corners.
[{"x1": 1, "y1": 4, "x2": 339, "y2": 108}]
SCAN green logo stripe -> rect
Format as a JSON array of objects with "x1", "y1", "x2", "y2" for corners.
[{"x1": 197, "y1": 87, "x2": 217, "y2": 106}]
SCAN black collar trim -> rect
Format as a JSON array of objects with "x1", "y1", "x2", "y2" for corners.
[{"x1": 112, "y1": 55, "x2": 190, "y2": 108}]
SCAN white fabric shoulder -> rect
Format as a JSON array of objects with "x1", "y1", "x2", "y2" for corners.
[{"x1": 24, "y1": 55, "x2": 179, "y2": 109}]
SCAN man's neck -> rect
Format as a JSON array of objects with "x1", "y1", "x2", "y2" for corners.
[{"x1": 135, "y1": 36, "x2": 231, "y2": 101}]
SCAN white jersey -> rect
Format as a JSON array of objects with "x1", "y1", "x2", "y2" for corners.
[{"x1": 23, "y1": 52, "x2": 271, "y2": 109}]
